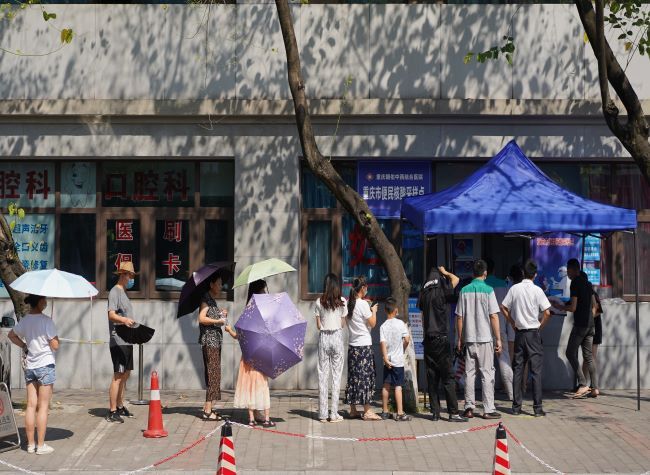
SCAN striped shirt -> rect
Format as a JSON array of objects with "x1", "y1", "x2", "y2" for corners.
[{"x1": 456, "y1": 278, "x2": 500, "y2": 343}]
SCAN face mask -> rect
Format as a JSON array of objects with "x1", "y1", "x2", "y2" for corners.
[{"x1": 126, "y1": 278, "x2": 135, "y2": 290}]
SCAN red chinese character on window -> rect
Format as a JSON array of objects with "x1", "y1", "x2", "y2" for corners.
[
  {"x1": 162, "y1": 220, "x2": 182, "y2": 243},
  {"x1": 116, "y1": 221, "x2": 134, "y2": 241},
  {"x1": 133, "y1": 170, "x2": 159, "y2": 202},
  {"x1": 25, "y1": 170, "x2": 50, "y2": 200},
  {"x1": 114, "y1": 253, "x2": 133, "y2": 270},
  {"x1": 0, "y1": 171, "x2": 21, "y2": 199},
  {"x1": 162, "y1": 253, "x2": 181, "y2": 276},
  {"x1": 162, "y1": 170, "x2": 189, "y2": 202},
  {"x1": 348, "y1": 223, "x2": 380, "y2": 268},
  {"x1": 105, "y1": 173, "x2": 127, "y2": 200}
]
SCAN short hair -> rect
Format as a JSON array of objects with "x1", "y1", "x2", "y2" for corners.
[
  {"x1": 508, "y1": 265, "x2": 524, "y2": 284},
  {"x1": 523, "y1": 259, "x2": 538, "y2": 279},
  {"x1": 24, "y1": 294, "x2": 43, "y2": 308},
  {"x1": 473, "y1": 259, "x2": 488, "y2": 277},
  {"x1": 567, "y1": 258, "x2": 581, "y2": 271},
  {"x1": 384, "y1": 297, "x2": 398, "y2": 315},
  {"x1": 484, "y1": 257, "x2": 495, "y2": 275}
]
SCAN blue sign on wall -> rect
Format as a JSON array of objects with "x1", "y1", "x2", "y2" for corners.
[{"x1": 357, "y1": 162, "x2": 432, "y2": 218}]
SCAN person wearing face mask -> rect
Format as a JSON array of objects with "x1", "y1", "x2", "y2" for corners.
[{"x1": 106, "y1": 261, "x2": 138, "y2": 423}]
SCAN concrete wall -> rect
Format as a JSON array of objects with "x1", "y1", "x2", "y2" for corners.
[{"x1": 1, "y1": 4, "x2": 649, "y2": 102}]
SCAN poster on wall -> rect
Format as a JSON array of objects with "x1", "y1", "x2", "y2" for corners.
[
  {"x1": 61, "y1": 162, "x2": 96, "y2": 208},
  {"x1": 408, "y1": 297, "x2": 423, "y2": 360},
  {"x1": 106, "y1": 219, "x2": 141, "y2": 291},
  {"x1": 0, "y1": 215, "x2": 55, "y2": 298},
  {"x1": 530, "y1": 233, "x2": 581, "y2": 298},
  {"x1": 0, "y1": 163, "x2": 55, "y2": 209},
  {"x1": 357, "y1": 162, "x2": 431, "y2": 218}
]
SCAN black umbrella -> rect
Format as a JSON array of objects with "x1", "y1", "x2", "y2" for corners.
[
  {"x1": 176, "y1": 262, "x2": 235, "y2": 318},
  {"x1": 115, "y1": 323, "x2": 156, "y2": 345}
]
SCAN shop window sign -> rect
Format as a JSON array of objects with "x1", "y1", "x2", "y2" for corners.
[
  {"x1": 107, "y1": 219, "x2": 140, "y2": 291},
  {"x1": 357, "y1": 161, "x2": 431, "y2": 218},
  {"x1": 102, "y1": 162, "x2": 195, "y2": 207},
  {"x1": 155, "y1": 220, "x2": 189, "y2": 291},
  {"x1": 61, "y1": 162, "x2": 96, "y2": 209},
  {"x1": 0, "y1": 163, "x2": 55, "y2": 208},
  {"x1": 0, "y1": 215, "x2": 55, "y2": 298}
]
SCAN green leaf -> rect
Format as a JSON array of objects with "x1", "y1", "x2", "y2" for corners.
[
  {"x1": 8, "y1": 203, "x2": 15, "y2": 216},
  {"x1": 42, "y1": 11, "x2": 56, "y2": 21},
  {"x1": 506, "y1": 53, "x2": 513, "y2": 65},
  {"x1": 60, "y1": 28, "x2": 73, "y2": 44},
  {"x1": 9, "y1": 221, "x2": 15, "y2": 232},
  {"x1": 17, "y1": 208, "x2": 25, "y2": 220},
  {"x1": 625, "y1": 41, "x2": 633, "y2": 51},
  {"x1": 463, "y1": 52, "x2": 474, "y2": 64}
]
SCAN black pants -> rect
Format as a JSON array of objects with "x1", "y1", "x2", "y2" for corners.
[
  {"x1": 423, "y1": 335, "x2": 459, "y2": 416},
  {"x1": 512, "y1": 329, "x2": 543, "y2": 411}
]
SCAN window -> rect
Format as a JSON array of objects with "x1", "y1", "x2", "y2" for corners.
[
  {"x1": 0, "y1": 159, "x2": 235, "y2": 300},
  {"x1": 60, "y1": 214, "x2": 96, "y2": 284},
  {"x1": 621, "y1": 223, "x2": 650, "y2": 296},
  {"x1": 301, "y1": 161, "x2": 423, "y2": 299}
]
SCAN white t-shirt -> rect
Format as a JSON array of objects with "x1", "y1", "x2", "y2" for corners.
[
  {"x1": 314, "y1": 297, "x2": 347, "y2": 331},
  {"x1": 380, "y1": 318, "x2": 408, "y2": 367},
  {"x1": 347, "y1": 299, "x2": 373, "y2": 347},
  {"x1": 12, "y1": 313, "x2": 58, "y2": 369},
  {"x1": 502, "y1": 280, "x2": 552, "y2": 330}
]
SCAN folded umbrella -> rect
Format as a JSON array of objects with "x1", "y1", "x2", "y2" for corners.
[
  {"x1": 232, "y1": 258, "x2": 296, "y2": 289},
  {"x1": 235, "y1": 292, "x2": 306, "y2": 379},
  {"x1": 177, "y1": 262, "x2": 235, "y2": 318},
  {"x1": 115, "y1": 323, "x2": 156, "y2": 345},
  {"x1": 9, "y1": 268, "x2": 98, "y2": 298}
]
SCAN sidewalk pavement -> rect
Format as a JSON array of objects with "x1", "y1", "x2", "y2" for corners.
[{"x1": 0, "y1": 388, "x2": 648, "y2": 474}]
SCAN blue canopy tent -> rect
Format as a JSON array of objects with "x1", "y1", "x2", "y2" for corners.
[{"x1": 401, "y1": 140, "x2": 641, "y2": 409}]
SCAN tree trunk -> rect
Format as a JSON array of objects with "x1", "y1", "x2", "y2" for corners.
[
  {"x1": 0, "y1": 214, "x2": 29, "y2": 320},
  {"x1": 274, "y1": 0, "x2": 417, "y2": 411},
  {"x1": 575, "y1": 0, "x2": 650, "y2": 185},
  {"x1": 274, "y1": 0, "x2": 411, "y2": 316}
]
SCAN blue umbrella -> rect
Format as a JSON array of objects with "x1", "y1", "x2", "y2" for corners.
[{"x1": 235, "y1": 292, "x2": 306, "y2": 379}]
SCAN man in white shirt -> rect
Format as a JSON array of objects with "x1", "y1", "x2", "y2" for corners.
[{"x1": 501, "y1": 259, "x2": 551, "y2": 417}]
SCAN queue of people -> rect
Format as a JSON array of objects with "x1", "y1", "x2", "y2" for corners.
[{"x1": 5, "y1": 256, "x2": 603, "y2": 455}]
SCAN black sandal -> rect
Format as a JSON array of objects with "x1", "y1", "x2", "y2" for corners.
[
  {"x1": 248, "y1": 420, "x2": 257, "y2": 427},
  {"x1": 201, "y1": 411, "x2": 218, "y2": 421},
  {"x1": 262, "y1": 420, "x2": 276, "y2": 428}
]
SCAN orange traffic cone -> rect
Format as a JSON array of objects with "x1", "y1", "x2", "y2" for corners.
[
  {"x1": 143, "y1": 371, "x2": 168, "y2": 438},
  {"x1": 493, "y1": 422, "x2": 511, "y2": 475},
  {"x1": 216, "y1": 419, "x2": 236, "y2": 475}
]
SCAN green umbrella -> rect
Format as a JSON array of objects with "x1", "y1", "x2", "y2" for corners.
[{"x1": 233, "y1": 258, "x2": 296, "y2": 288}]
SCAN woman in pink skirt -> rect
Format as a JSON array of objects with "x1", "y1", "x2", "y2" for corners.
[{"x1": 224, "y1": 279, "x2": 276, "y2": 428}]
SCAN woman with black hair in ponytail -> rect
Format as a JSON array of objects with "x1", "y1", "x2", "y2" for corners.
[{"x1": 344, "y1": 276, "x2": 381, "y2": 420}]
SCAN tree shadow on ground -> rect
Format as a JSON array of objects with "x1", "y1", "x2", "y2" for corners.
[{"x1": 17, "y1": 426, "x2": 73, "y2": 442}]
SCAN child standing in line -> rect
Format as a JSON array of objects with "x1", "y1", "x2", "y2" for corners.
[{"x1": 379, "y1": 297, "x2": 411, "y2": 421}]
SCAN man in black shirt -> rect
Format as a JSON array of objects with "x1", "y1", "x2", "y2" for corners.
[
  {"x1": 418, "y1": 266, "x2": 467, "y2": 422},
  {"x1": 560, "y1": 259, "x2": 597, "y2": 398}
]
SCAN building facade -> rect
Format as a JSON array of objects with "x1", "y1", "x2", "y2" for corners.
[{"x1": 0, "y1": 3, "x2": 648, "y2": 391}]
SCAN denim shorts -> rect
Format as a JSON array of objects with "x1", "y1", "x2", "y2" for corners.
[{"x1": 24, "y1": 364, "x2": 56, "y2": 386}]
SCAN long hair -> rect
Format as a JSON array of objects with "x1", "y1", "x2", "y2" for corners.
[
  {"x1": 347, "y1": 276, "x2": 367, "y2": 318},
  {"x1": 247, "y1": 279, "x2": 268, "y2": 304},
  {"x1": 320, "y1": 273, "x2": 344, "y2": 311}
]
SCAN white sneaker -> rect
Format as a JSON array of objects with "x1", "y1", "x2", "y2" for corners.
[
  {"x1": 26, "y1": 444, "x2": 35, "y2": 454},
  {"x1": 36, "y1": 444, "x2": 54, "y2": 455},
  {"x1": 329, "y1": 414, "x2": 344, "y2": 423}
]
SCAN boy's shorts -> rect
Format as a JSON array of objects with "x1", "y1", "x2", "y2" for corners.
[
  {"x1": 24, "y1": 364, "x2": 56, "y2": 386},
  {"x1": 383, "y1": 365, "x2": 405, "y2": 387}
]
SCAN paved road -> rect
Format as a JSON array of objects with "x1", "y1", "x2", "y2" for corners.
[{"x1": 0, "y1": 388, "x2": 648, "y2": 474}]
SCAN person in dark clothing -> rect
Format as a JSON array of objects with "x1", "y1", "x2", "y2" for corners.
[
  {"x1": 558, "y1": 259, "x2": 598, "y2": 398},
  {"x1": 418, "y1": 266, "x2": 467, "y2": 422}
]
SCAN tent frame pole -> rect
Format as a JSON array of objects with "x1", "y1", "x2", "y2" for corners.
[
  {"x1": 633, "y1": 229, "x2": 640, "y2": 411},
  {"x1": 581, "y1": 234, "x2": 586, "y2": 269}
]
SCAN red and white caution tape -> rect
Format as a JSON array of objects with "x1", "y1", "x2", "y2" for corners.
[
  {"x1": 0, "y1": 458, "x2": 45, "y2": 475},
  {"x1": 505, "y1": 427, "x2": 563, "y2": 475},
  {"x1": 230, "y1": 420, "x2": 499, "y2": 442},
  {"x1": 120, "y1": 422, "x2": 224, "y2": 475}
]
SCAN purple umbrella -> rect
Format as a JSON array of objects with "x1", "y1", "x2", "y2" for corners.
[
  {"x1": 235, "y1": 292, "x2": 306, "y2": 379},
  {"x1": 176, "y1": 262, "x2": 235, "y2": 318}
]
